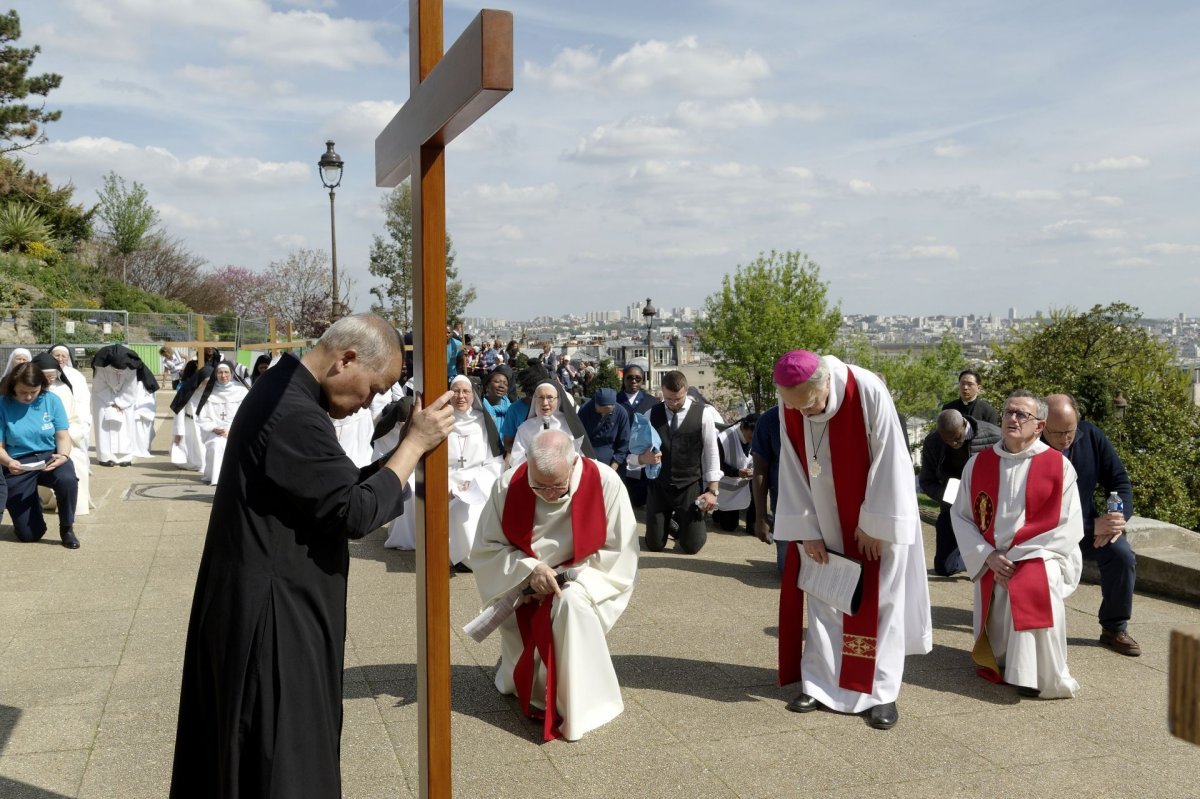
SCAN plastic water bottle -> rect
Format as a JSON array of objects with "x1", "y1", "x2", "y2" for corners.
[{"x1": 1106, "y1": 492, "x2": 1123, "y2": 515}]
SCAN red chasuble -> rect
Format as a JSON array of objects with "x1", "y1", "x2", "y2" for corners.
[
  {"x1": 967, "y1": 446, "x2": 1063, "y2": 683},
  {"x1": 501, "y1": 457, "x2": 607, "y2": 740},
  {"x1": 777, "y1": 368, "x2": 881, "y2": 694}
]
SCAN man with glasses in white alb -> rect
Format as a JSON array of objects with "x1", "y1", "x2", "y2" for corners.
[{"x1": 951, "y1": 390, "x2": 1084, "y2": 698}]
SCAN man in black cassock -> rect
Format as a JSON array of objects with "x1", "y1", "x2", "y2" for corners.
[{"x1": 169, "y1": 314, "x2": 455, "y2": 799}]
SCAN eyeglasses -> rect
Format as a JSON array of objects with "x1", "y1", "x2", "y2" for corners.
[
  {"x1": 624, "y1": 374, "x2": 643, "y2": 382},
  {"x1": 1044, "y1": 427, "x2": 1077, "y2": 438},
  {"x1": 1002, "y1": 409, "x2": 1039, "y2": 424}
]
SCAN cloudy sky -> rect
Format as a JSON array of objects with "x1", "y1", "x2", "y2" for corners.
[{"x1": 18, "y1": 0, "x2": 1200, "y2": 321}]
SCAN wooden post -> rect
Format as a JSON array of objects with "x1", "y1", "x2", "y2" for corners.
[
  {"x1": 1169, "y1": 624, "x2": 1200, "y2": 745},
  {"x1": 374, "y1": 2, "x2": 512, "y2": 796}
]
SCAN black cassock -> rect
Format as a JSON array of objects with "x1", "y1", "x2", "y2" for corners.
[{"x1": 170, "y1": 354, "x2": 405, "y2": 799}]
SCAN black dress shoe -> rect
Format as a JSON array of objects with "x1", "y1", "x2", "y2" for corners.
[
  {"x1": 785, "y1": 693, "x2": 820, "y2": 713},
  {"x1": 118, "y1": 461, "x2": 131, "y2": 467},
  {"x1": 866, "y1": 701, "x2": 899, "y2": 729},
  {"x1": 99, "y1": 461, "x2": 115, "y2": 467},
  {"x1": 60, "y1": 528, "x2": 80, "y2": 549},
  {"x1": 1016, "y1": 686, "x2": 1040, "y2": 698}
]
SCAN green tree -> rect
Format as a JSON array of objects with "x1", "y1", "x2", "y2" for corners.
[
  {"x1": 589, "y1": 359, "x2": 621, "y2": 396},
  {"x1": 987, "y1": 302, "x2": 1200, "y2": 529},
  {"x1": 95, "y1": 172, "x2": 159, "y2": 256},
  {"x1": 0, "y1": 11, "x2": 62, "y2": 153},
  {"x1": 836, "y1": 335, "x2": 965, "y2": 448},
  {"x1": 368, "y1": 181, "x2": 476, "y2": 330},
  {"x1": 696, "y1": 250, "x2": 841, "y2": 413},
  {"x1": 0, "y1": 156, "x2": 92, "y2": 246}
]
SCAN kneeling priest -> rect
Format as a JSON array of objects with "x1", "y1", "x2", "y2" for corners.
[{"x1": 470, "y1": 429, "x2": 638, "y2": 741}]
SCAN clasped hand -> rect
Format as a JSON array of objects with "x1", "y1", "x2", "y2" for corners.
[{"x1": 986, "y1": 550, "x2": 1016, "y2": 586}]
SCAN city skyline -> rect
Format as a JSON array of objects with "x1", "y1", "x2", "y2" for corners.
[{"x1": 18, "y1": 1, "x2": 1200, "y2": 320}]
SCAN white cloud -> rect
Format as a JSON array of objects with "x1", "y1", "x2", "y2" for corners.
[
  {"x1": 671, "y1": 98, "x2": 826, "y2": 130},
  {"x1": 1071, "y1": 155, "x2": 1150, "y2": 173},
  {"x1": 933, "y1": 140, "x2": 969, "y2": 159},
  {"x1": 1092, "y1": 195, "x2": 1125, "y2": 207},
  {"x1": 1145, "y1": 242, "x2": 1200, "y2": 255},
  {"x1": 525, "y1": 36, "x2": 771, "y2": 97},
  {"x1": 785, "y1": 167, "x2": 816, "y2": 181},
  {"x1": 994, "y1": 189, "x2": 1062, "y2": 202},
  {"x1": 157, "y1": 203, "x2": 224, "y2": 232},
  {"x1": 1115, "y1": 257, "x2": 1152, "y2": 267},
  {"x1": 177, "y1": 64, "x2": 296, "y2": 99},
  {"x1": 1041, "y1": 218, "x2": 1089, "y2": 235},
  {"x1": 272, "y1": 233, "x2": 309, "y2": 250},
  {"x1": 58, "y1": 0, "x2": 392, "y2": 70},
  {"x1": 1086, "y1": 227, "x2": 1128, "y2": 240},
  {"x1": 565, "y1": 118, "x2": 697, "y2": 162},
  {"x1": 711, "y1": 162, "x2": 753, "y2": 178},
  {"x1": 463, "y1": 183, "x2": 561, "y2": 205},
  {"x1": 848, "y1": 179, "x2": 877, "y2": 196},
  {"x1": 43, "y1": 137, "x2": 309, "y2": 190},
  {"x1": 498, "y1": 224, "x2": 525, "y2": 241},
  {"x1": 904, "y1": 244, "x2": 960, "y2": 260}
]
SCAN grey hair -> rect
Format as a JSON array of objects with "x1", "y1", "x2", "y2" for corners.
[
  {"x1": 807, "y1": 358, "x2": 830, "y2": 387},
  {"x1": 317, "y1": 313, "x2": 402, "y2": 372},
  {"x1": 529, "y1": 429, "x2": 576, "y2": 474},
  {"x1": 1006, "y1": 389, "x2": 1048, "y2": 420}
]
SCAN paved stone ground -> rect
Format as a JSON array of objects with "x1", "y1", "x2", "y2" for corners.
[{"x1": 2, "y1": 399, "x2": 1198, "y2": 798}]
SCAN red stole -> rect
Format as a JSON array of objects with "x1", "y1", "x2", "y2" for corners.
[
  {"x1": 777, "y1": 368, "x2": 880, "y2": 694},
  {"x1": 501, "y1": 457, "x2": 607, "y2": 741},
  {"x1": 968, "y1": 446, "x2": 1063, "y2": 683}
]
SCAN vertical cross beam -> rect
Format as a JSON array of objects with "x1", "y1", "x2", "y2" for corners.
[{"x1": 374, "y1": 3, "x2": 512, "y2": 796}]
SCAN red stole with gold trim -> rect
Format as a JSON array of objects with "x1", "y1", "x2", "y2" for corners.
[
  {"x1": 777, "y1": 368, "x2": 880, "y2": 693},
  {"x1": 968, "y1": 446, "x2": 1063, "y2": 683},
  {"x1": 501, "y1": 457, "x2": 607, "y2": 740}
]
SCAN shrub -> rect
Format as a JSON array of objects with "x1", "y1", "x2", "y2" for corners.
[{"x1": 0, "y1": 201, "x2": 53, "y2": 251}]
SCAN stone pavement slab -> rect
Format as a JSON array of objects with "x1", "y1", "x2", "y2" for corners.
[{"x1": 0, "y1": 397, "x2": 1198, "y2": 798}]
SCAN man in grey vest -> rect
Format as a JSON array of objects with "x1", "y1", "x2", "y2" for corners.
[{"x1": 631, "y1": 371, "x2": 722, "y2": 554}]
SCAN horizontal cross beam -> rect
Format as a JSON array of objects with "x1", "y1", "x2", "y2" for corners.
[{"x1": 375, "y1": 9, "x2": 513, "y2": 187}]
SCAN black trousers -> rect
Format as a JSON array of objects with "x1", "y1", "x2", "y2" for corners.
[
  {"x1": 645, "y1": 481, "x2": 707, "y2": 554},
  {"x1": 712, "y1": 502, "x2": 756, "y2": 533},
  {"x1": 933, "y1": 505, "x2": 959, "y2": 575},
  {"x1": 5, "y1": 451, "x2": 78, "y2": 542}
]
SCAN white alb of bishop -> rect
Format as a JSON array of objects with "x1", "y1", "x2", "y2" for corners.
[
  {"x1": 774, "y1": 355, "x2": 932, "y2": 713},
  {"x1": 470, "y1": 456, "x2": 638, "y2": 741}
]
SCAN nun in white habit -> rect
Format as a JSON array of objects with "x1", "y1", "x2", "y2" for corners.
[
  {"x1": 195, "y1": 362, "x2": 249, "y2": 485},
  {"x1": 508, "y1": 381, "x2": 594, "y2": 469},
  {"x1": 445, "y1": 375, "x2": 504, "y2": 566}
]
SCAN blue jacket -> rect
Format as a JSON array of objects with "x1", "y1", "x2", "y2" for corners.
[
  {"x1": 1049, "y1": 420, "x2": 1132, "y2": 536},
  {"x1": 578, "y1": 392, "x2": 630, "y2": 467}
]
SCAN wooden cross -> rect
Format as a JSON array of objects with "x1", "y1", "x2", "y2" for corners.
[
  {"x1": 165, "y1": 316, "x2": 238, "y2": 358},
  {"x1": 374, "y1": 3, "x2": 512, "y2": 796},
  {"x1": 240, "y1": 318, "x2": 315, "y2": 356}
]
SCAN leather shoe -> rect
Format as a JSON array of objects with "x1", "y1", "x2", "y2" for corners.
[
  {"x1": 1099, "y1": 628, "x2": 1141, "y2": 657},
  {"x1": 99, "y1": 460, "x2": 115, "y2": 467},
  {"x1": 866, "y1": 701, "x2": 898, "y2": 730},
  {"x1": 785, "y1": 693, "x2": 820, "y2": 713},
  {"x1": 60, "y1": 528, "x2": 80, "y2": 549},
  {"x1": 118, "y1": 461, "x2": 131, "y2": 467},
  {"x1": 1016, "y1": 686, "x2": 1040, "y2": 698}
]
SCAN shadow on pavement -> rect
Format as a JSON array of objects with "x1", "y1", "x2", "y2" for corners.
[
  {"x1": 637, "y1": 549, "x2": 779, "y2": 589},
  {"x1": 0, "y1": 705, "x2": 73, "y2": 798}
]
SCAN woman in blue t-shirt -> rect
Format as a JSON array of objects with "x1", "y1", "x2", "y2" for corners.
[{"x1": 0, "y1": 361, "x2": 80, "y2": 548}]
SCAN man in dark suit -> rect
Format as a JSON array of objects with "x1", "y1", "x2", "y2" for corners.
[
  {"x1": 942, "y1": 368, "x2": 1000, "y2": 425},
  {"x1": 918, "y1": 409, "x2": 1001, "y2": 576},
  {"x1": 1043, "y1": 394, "x2": 1139, "y2": 656}
]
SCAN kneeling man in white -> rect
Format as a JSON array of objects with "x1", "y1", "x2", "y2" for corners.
[{"x1": 470, "y1": 429, "x2": 638, "y2": 741}]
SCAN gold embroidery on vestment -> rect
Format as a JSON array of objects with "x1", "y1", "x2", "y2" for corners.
[{"x1": 842, "y1": 635, "x2": 877, "y2": 659}]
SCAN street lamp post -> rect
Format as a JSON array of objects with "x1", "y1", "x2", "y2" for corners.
[
  {"x1": 642, "y1": 297, "x2": 657, "y2": 393},
  {"x1": 318, "y1": 140, "x2": 344, "y2": 320}
]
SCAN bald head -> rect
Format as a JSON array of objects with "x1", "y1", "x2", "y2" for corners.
[
  {"x1": 936, "y1": 409, "x2": 968, "y2": 448},
  {"x1": 1043, "y1": 394, "x2": 1079, "y2": 451}
]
